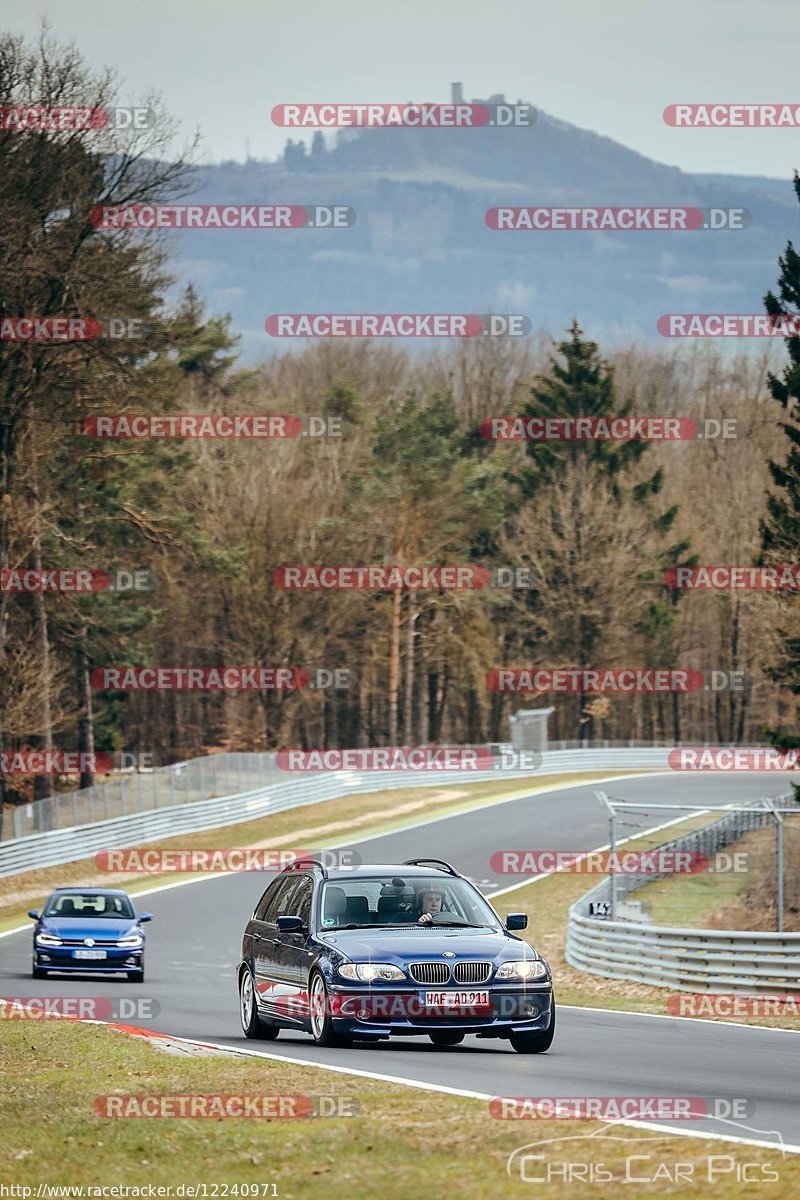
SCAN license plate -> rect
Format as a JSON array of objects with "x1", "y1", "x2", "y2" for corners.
[
  {"x1": 421, "y1": 990, "x2": 490, "y2": 1008},
  {"x1": 73, "y1": 949, "x2": 107, "y2": 960}
]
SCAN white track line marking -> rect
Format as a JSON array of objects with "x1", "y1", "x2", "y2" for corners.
[
  {"x1": 113, "y1": 1026, "x2": 800, "y2": 1155},
  {"x1": 487, "y1": 810, "x2": 700, "y2": 897},
  {"x1": 557, "y1": 1003, "x2": 800, "y2": 1034}
]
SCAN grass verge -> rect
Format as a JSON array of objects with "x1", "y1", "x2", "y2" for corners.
[
  {"x1": 0, "y1": 1020, "x2": 794, "y2": 1198},
  {"x1": 634, "y1": 824, "x2": 800, "y2": 933}
]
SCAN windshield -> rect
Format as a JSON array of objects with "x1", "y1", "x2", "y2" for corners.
[
  {"x1": 44, "y1": 893, "x2": 135, "y2": 920},
  {"x1": 319, "y1": 875, "x2": 499, "y2": 930}
]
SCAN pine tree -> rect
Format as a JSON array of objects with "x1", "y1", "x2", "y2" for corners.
[
  {"x1": 511, "y1": 322, "x2": 691, "y2": 740},
  {"x1": 760, "y1": 173, "x2": 800, "y2": 735}
]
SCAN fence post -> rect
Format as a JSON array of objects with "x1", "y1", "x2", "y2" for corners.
[{"x1": 775, "y1": 809, "x2": 784, "y2": 934}]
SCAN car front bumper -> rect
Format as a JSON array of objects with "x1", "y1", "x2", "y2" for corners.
[
  {"x1": 34, "y1": 945, "x2": 143, "y2": 972},
  {"x1": 327, "y1": 984, "x2": 553, "y2": 1038}
]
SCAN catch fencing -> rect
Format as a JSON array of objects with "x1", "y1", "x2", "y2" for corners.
[
  {"x1": 0, "y1": 746, "x2": 672, "y2": 878},
  {"x1": 566, "y1": 796, "x2": 800, "y2": 992}
]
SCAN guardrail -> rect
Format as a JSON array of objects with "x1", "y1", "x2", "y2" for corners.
[
  {"x1": 0, "y1": 746, "x2": 673, "y2": 878},
  {"x1": 2, "y1": 742, "x2": 681, "y2": 840},
  {"x1": 566, "y1": 798, "x2": 800, "y2": 993}
]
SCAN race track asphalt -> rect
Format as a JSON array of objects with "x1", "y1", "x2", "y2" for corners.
[{"x1": 1, "y1": 772, "x2": 797, "y2": 1151}]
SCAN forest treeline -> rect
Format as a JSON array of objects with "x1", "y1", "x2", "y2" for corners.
[{"x1": 2, "y1": 30, "x2": 799, "y2": 806}]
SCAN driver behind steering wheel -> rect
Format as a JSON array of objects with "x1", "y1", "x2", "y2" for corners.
[{"x1": 415, "y1": 885, "x2": 444, "y2": 924}]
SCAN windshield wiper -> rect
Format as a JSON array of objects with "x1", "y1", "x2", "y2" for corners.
[{"x1": 424, "y1": 921, "x2": 486, "y2": 928}]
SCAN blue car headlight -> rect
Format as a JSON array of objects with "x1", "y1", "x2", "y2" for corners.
[
  {"x1": 117, "y1": 933, "x2": 143, "y2": 948},
  {"x1": 36, "y1": 933, "x2": 62, "y2": 947},
  {"x1": 496, "y1": 960, "x2": 549, "y2": 981},
  {"x1": 339, "y1": 963, "x2": 405, "y2": 982}
]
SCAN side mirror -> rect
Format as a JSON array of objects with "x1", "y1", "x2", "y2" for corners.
[
  {"x1": 276, "y1": 915, "x2": 304, "y2": 933},
  {"x1": 506, "y1": 913, "x2": 528, "y2": 930},
  {"x1": 138, "y1": 913, "x2": 153, "y2": 922},
  {"x1": 27, "y1": 910, "x2": 40, "y2": 920}
]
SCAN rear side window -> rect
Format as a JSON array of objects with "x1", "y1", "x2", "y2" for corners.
[
  {"x1": 254, "y1": 879, "x2": 281, "y2": 921},
  {"x1": 292, "y1": 878, "x2": 314, "y2": 926},
  {"x1": 261, "y1": 876, "x2": 304, "y2": 924}
]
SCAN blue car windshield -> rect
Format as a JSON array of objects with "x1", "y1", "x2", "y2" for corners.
[
  {"x1": 44, "y1": 893, "x2": 135, "y2": 919},
  {"x1": 319, "y1": 876, "x2": 499, "y2": 929}
]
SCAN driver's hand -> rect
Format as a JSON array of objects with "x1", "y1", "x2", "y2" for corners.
[{"x1": 418, "y1": 912, "x2": 433, "y2": 924}]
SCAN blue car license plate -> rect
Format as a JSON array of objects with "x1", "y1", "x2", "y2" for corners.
[{"x1": 421, "y1": 990, "x2": 489, "y2": 1008}]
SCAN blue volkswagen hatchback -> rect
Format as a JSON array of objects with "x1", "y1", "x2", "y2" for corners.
[
  {"x1": 28, "y1": 888, "x2": 153, "y2": 981},
  {"x1": 237, "y1": 859, "x2": 554, "y2": 1053}
]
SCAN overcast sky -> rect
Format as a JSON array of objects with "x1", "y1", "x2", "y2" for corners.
[{"x1": 7, "y1": 0, "x2": 800, "y2": 178}]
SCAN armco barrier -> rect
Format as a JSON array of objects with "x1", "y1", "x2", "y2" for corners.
[
  {"x1": 566, "y1": 798, "x2": 800, "y2": 993},
  {"x1": 566, "y1": 918, "x2": 800, "y2": 992},
  {"x1": 0, "y1": 747, "x2": 672, "y2": 878}
]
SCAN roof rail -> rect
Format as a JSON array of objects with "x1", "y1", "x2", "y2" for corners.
[
  {"x1": 281, "y1": 857, "x2": 328, "y2": 878},
  {"x1": 403, "y1": 858, "x2": 459, "y2": 876}
]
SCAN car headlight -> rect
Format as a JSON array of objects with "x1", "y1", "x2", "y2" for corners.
[
  {"x1": 35, "y1": 933, "x2": 62, "y2": 947},
  {"x1": 496, "y1": 959, "x2": 548, "y2": 981},
  {"x1": 339, "y1": 963, "x2": 405, "y2": 982},
  {"x1": 117, "y1": 934, "x2": 143, "y2": 947}
]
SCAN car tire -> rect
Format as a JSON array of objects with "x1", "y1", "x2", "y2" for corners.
[
  {"x1": 429, "y1": 1032, "x2": 465, "y2": 1047},
  {"x1": 239, "y1": 967, "x2": 279, "y2": 1040},
  {"x1": 32, "y1": 966, "x2": 48, "y2": 979},
  {"x1": 127, "y1": 968, "x2": 145, "y2": 983},
  {"x1": 510, "y1": 1006, "x2": 556, "y2": 1054},
  {"x1": 309, "y1": 970, "x2": 350, "y2": 1048}
]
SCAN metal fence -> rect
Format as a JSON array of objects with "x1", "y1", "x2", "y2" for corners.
[
  {"x1": 566, "y1": 797, "x2": 800, "y2": 992},
  {"x1": 0, "y1": 746, "x2": 674, "y2": 878},
  {"x1": 1, "y1": 741, "x2": 688, "y2": 841}
]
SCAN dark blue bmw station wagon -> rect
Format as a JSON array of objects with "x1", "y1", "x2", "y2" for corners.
[{"x1": 237, "y1": 858, "x2": 555, "y2": 1053}]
